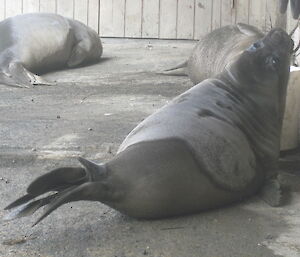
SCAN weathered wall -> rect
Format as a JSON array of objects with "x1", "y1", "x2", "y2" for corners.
[
  {"x1": 0, "y1": 0, "x2": 295, "y2": 39},
  {"x1": 0, "y1": 0, "x2": 99, "y2": 32}
]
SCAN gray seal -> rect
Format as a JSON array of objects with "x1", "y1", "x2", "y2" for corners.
[
  {"x1": 164, "y1": 23, "x2": 264, "y2": 85},
  {"x1": 0, "y1": 13, "x2": 102, "y2": 88},
  {"x1": 4, "y1": 28, "x2": 292, "y2": 224}
]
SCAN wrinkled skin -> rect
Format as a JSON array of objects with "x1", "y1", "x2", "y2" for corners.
[
  {"x1": 4, "y1": 28, "x2": 293, "y2": 226},
  {"x1": 0, "y1": 13, "x2": 102, "y2": 88}
]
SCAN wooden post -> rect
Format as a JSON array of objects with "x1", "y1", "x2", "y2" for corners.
[{"x1": 275, "y1": 1, "x2": 287, "y2": 29}]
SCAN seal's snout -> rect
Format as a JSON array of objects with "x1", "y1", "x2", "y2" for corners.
[
  {"x1": 247, "y1": 29, "x2": 290, "y2": 53},
  {"x1": 265, "y1": 28, "x2": 293, "y2": 52}
]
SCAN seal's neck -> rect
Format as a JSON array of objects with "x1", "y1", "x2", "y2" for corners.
[
  {"x1": 217, "y1": 66, "x2": 282, "y2": 164},
  {"x1": 223, "y1": 62, "x2": 282, "y2": 116}
]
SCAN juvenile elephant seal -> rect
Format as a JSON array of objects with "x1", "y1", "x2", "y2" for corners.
[
  {"x1": 164, "y1": 23, "x2": 264, "y2": 85},
  {"x1": 0, "y1": 13, "x2": 102, "y2": 88},
  {"x1": 4, "y1": 28, "x2": 292, "y2": 225}
]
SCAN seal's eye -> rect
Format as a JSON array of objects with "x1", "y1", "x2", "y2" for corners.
[
  {"x1": 247, "y1": 41, "x2": 264, "y2": 52},
  {"x1": 253, "y1": 42, "x2": 260, "y2": 48}
]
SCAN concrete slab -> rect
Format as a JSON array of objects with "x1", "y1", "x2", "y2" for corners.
[{"x1": 0, "y1": 38, "x2": 300, "y2": 257}]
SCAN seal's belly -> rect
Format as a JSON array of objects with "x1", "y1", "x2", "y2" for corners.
[
  {"x1": 110, "y1": 139, "x2": 259, "y2": 219},
  {"x1": 10, "y1": 14, "x2": 75, "y2": 72}
]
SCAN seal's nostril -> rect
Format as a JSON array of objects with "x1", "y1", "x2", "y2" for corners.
[{"x1": 269, "y1": 30, "x2": 287, "y2": 45}]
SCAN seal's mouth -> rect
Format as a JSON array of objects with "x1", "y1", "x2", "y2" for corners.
[
  {"x1": 239, "y1": 28, "x2": 292, "y2": 88},
  {"x1": 247, "y1": 28, "x2": 294, "y2": 55},
  {"x1": 263, "y1": 28, "x2": 295, "y2": 53},
  {"x1": 264, "y1": 28, "x2": 294, "y2": 53}
]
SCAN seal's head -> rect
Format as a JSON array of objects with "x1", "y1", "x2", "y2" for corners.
[
  {"x1": 229, "y1": 28, "x2": 293, "y2": 123},
  {"x1": 237, "y1": 28, "x2": 293, "y2": 90}
]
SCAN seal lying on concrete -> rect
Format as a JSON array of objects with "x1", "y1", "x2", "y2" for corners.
[
  {"x1": 4, "y1": 28, "x2": 292, "y2": 225},
  {"x1": 164, "y1": 23, "x2": 264, "y2": 85},
  {"x1": 164, "y1": 24, "x2": 300, "y2": 151},
  {"x1": 0, "y1": 13, "x2": 102, "y2": 88}
]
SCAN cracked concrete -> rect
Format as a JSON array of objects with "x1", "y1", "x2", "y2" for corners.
[{"x1": 0, "y1": 38, "x2": 299, "y2": 257}]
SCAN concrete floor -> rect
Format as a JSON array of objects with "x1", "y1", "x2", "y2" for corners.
[{"x1": 0, "y1": 38, "x2": 300, "y2": 257}]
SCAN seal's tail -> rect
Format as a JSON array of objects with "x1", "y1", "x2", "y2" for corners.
[
  {"x1": 158, "y1": 60, "x2": 188, "y2": 76},
  {"x1": 4, "y1": 158, "x2": 107, "y2": 226}
]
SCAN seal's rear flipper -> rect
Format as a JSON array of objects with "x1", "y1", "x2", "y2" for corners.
[
  {"x1": 4, "y1": 166, "x2": 88, "y2": 221},
  {"x1": 31, "y1": 182, "x2": 97, "y2": 226},
  {"x1": 3, "y1": 193, "x2": 59, "y2": 220},
  {"x1": 158, "y1": 60, "x2": 188, "y2": 76},
  {"x1": 260, "y1": 179, "x2": 282, "y2": 207},
  {"x1": 4, "y1": 159, "x2": 109, "y2": 225},
  {"x1": 4, "y1": 182, "x2": 93, "y2": 226},
  {"x1": 4, "y1": 167, "x2": 87, "y2": 211}
]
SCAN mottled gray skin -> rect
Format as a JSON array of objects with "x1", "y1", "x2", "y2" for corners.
[
  {"x1": 187, "y1": 23, "x2": 264, "y2": 84},
  {"x1": 0, "y1": 13, "x2": 102, "y2": 88},
  {"x1": 4, "y1": 28, "x2": 292, "y2": 224},
  {"x1": 164, "y1": 24, "x2": 264, "y2": 84}
]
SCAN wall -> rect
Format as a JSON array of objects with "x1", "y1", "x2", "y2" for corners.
[
  {"x1": 0, "y1": 0, "x2": 99, "y2": 32},
  {"x1": 0, "y1": 0, "x2": 295, "y2": 40}
]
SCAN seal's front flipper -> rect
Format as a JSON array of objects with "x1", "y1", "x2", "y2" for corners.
[
  {"x1": 0, "y1": 62, "x2": 55, "y2": 88},
  {"x1": 260, "y1": 179, "x2": 282, "y2": 207},
  {"x1": 10, "y1": 63, "x2": 55, "y2": 87},
  {"x1": 0, "y1": 69, "x2": 31, "y2": 88},
  {"x1": 30, "y1": 74, "x2": 56, "y2": 86}
]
